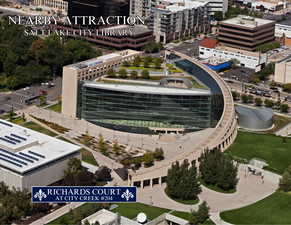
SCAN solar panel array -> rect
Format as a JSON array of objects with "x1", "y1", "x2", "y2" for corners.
[
  {"x1": 0, "y1": 121, "x2": 13, "y2": 127},
  {"x1": 0, "y1": 147, "x2": 45, "y2": 168},
  {"x1": 0, "y1": 133, "x2": 28, "y2": 145}
]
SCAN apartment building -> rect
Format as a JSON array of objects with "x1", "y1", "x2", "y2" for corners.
[
  {"x1": 62, "y1": 50, "x2": 141, "y2": 118},
  {"x1": 148, "y1": 0, "x2": 210, "y2": 44},
  {"x1": 218, "y1": 15, "x2": 275, "y2": 51},
  {"x1": 199, "y1": 0, "x2": 228, "y2": 16}
]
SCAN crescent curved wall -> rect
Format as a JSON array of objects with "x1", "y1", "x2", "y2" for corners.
[{"x1": 128, "y1": 51, "x2": 238, "y2": 188}]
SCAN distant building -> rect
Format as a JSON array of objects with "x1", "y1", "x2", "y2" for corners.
[
  {"x1": 274, "y1": 55, "x2": 291, "y2": 83},
  {"x1": 199, "y1": 38, "x2": 267, "y2": 70},
  {"x1": 66, "y1": 0, "x2": 129, "y2": 20},
  {"x1": 218, "y1": 15, "x2": 275, "y2": 51},
  {"x1": 87, "y1": 25, "x2": 154, "y2": 49},
  {"x1": 62, "y1": 50, "x2": 142, "y2": 118},
  {"x1": 81, "y1": 209, "x2": 189, "y2": 225},
  {"x1": 30, "y1": 0, "x2": 68, "y2": 14},
  {"x1": 148, "y1": 0, "x2": 210, "y2": 44},
  {"x1": 199, "y1": 0, "x2": 228, "y2": 16},
  {"x1": 275, "y1": 20, "x2": 291, "y2": 47},
  {"x1": 0, "y1": 119, "x2": 81, "y2": 191}
]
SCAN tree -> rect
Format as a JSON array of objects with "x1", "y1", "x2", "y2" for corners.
[
  {"x1": 279, "y1": 165, "x2": 291, "y2": 192},
  {"x1": 153, "y1": 148, "x2": 164, "y2": 161},
  {"x1": 112, "y1": 141, "x2": 121, "y2": 154},
  {"x1": 167, "y1": 160, "x2": 201, "y2": 200},
  {"x1": 280, "y1": 104, "x2": 289, "y2": 113},
  {"x1": 241, "y1": 94, "x2": 249, "y2": 103},
  {"x1": 107, "y1": 69, "x2": 116, "y2": 78},
  {"x1": 141, "y1": 69, "x2": 150, "y2": 79},
  {"x1": 247, "y1": 94, "x2": 254, "y2": 103},
  {"x1": 189, "y1": 201, "x2": 210, "y2": 225},
  {"x1": 154, "y1": 58, "x2": 163, "y2": 69},
  {"x1": 143, "y1": 152, "x2": 154, "y2": 167},
  {"x1": 214, "y1": 11, "x2": 223, "y2": 21},
  {"x1": 122, "y1": 61, "x2": 130, "y2": 67},
  {"x1": 199, "y1": 148, "x2": 238, "y2": 191},
  {"x1": 130, "y1": 70, "x2": 138, "y2": 79},
  {"x1": 95, "y1": 166, "x2": 112, "y2": 181},
  {"x1": 133, "y1": 56, "x2": 141, "y2": 67},
  {"x1": 282, "y1": 83, "x2": 291, "y2": 93},
  {"x1": 118, "y1": 68, "x2": 127, "y2": 79},
  {"x1": 231, "y1": 91, "x2": 240, "y2": 101},
  {"x1": 98, "y1": 134, "x2": 108, "y2": 155},
  {"x1": 255, "y1": 97, "x2": 263, "y2": 106},
  {"x1": 144, "y1": 42, "x2": 163, "y2": 53},
  {"x1": 264, "y1": 99, "x2": 274, "y2": 108}
]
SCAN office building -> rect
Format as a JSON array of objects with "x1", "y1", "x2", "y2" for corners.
[
  {"x1": 79, "y1": 79, "x2": 211, "y2": 134},
  {"x1": 218, "y1": 15, "x2": 275, "y2": 51},
  {"x1": 0, "y1": 120, "x2": 81, "y2": 191},
  {"x1": 199, "y1": 38, "x2": 267, "y2": 70},
  {"x1": 148, "y1": 0, "x2": 210, "y2": 43},
  {"x1": 274, "y1": 55, "x2": 291, "y2": 83},
  {"x1": 62, "y1": 50, "x2": 142, "y2": 118}
]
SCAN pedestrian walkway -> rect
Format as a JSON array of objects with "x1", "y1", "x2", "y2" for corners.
[{"x1": 137, "y1": 164, "x2": 280, "y2": 213}]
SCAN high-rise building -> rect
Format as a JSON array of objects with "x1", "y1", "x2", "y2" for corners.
[
  {"x1": 66, "y1": 0, "x2": 130, "y2": 20},
  {"x1": 198, "y1": 0, "x2": 228, "y2": 16},
  {"x1": 148, "y1": 0, "x2": 210, "y2": 44},
  {"x1": 218, "y1": 15, "x2": 275, "y2": 51}
]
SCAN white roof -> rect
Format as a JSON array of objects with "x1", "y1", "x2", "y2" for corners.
[
  {"x1": 159, "y1": 0, "x2": 207, "y2": 12},
  {"x1": 0, "y1": 120, "x2": 80, "y2": 174},
  {"x1": 221, "y1": 15, "x2": 274, "y2": 28},
  {"x1": 83, "y1": 82, "x2": 210, "y2": 96}
]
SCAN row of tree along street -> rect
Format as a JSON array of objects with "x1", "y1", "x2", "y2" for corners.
[{"x1": 232, "y1": 91, "x2": 289, "y2": 113}]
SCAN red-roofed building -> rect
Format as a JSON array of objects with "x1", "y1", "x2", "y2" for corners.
[{"x1": 200, "y1": 38, "x2": 218, "y2": 49}]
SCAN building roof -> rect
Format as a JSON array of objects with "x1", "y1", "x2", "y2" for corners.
[
  {"x1": 0, "y1": 120, "x2": 81, "y2": 174},
  {"x1": 200, "y1": 38, "x2": 218, "y2": 49},
  {"x1": 157, "y1": 0, "x2": 207, "y2": 12},
  {"x1": 66, "y1": 50, "x2": 140, "y2": 70},
  {"x1": 83, "y1": 82, "x2": 211, "y2": 96},
  {"x1": 220, "y1": 15, "x2": 275, "y2": 28}
]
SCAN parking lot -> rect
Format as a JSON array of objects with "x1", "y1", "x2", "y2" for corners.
[{"x1": 0, "y1": 77, "x2": 62, "y2": 114}]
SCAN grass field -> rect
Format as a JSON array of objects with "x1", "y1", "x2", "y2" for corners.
[
  {"x1": 80, "y1": 148, "x2": 98, "y2": 166},
  {"x1": 220, "y1": 191, "x2": 291, "y2": 224},
  {"x1": 226, "y1": 131, "x2": 291, "y2": 174},
  {"x1": 112, "y1": 203, "x2": 170, "y2": 220},
  {"x1": 22, "y1": 121, "x2": 58, "y2": 137},
  {"x1": 47, "y1": 203, "x2": 101, "y2": 225},
  {"x1": 165, "y1": 188, "x2": 199, "y2": 205},
  {"x1": 264, "y1": 115, "x2": 291, "y2": 134},
  {"x1": 47, "y1": 102, "x2": 62, "y2": 112}
]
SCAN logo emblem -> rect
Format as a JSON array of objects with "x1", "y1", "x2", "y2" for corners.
[
  {"x1": 34, "y1": 189, "x2": 47, "y2": 201},
  {"x1": 121, "y1": 189, "x2": 134, "y2": 201}
]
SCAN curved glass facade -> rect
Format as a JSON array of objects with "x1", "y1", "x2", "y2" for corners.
[
  {"x1": 167, "y1": 54, "x2": 224, "y2": 127},
  {"x1": 79, "y1": 83, "x2": 212, "y2": 134}
]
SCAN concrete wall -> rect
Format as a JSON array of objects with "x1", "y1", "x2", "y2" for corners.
[
  {"x1": 0, "y1": 152, "x2": 81, "y2": 191},
  {"x1": 274, "y1": 61, "x2": 291, "y2": 83}
]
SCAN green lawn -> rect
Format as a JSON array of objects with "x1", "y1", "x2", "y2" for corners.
[
  {"x1": 200, "y1": 180, "x2": 236, "y2": 194},
  {"x1": 165, "y1": 188, "x2": 199, "y2": 205},
  {"x1": 220, "y1": 191, "x2": 291, "y2": 224},
  {"x1": 170, "y1": 211, "x2": 214, "y2": 224},
  {"x1": 47, "y1": 102, "x2": 62, "y2": 112},
  {"x1": 81, "y1": 148, "x2": 98, "y2": 166},
  {"x1": 47, "y1": 203, "x2": 102, "y2": 225},
  {"x1": 112, "y1": 203, "x2": 170, "y2": 220},
  {"x1": 226, "y1": 131, "x2": 291, "y2": 174},
  {"x1": 22, "y1": 121, "x2": 58, "y2": 137}
]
